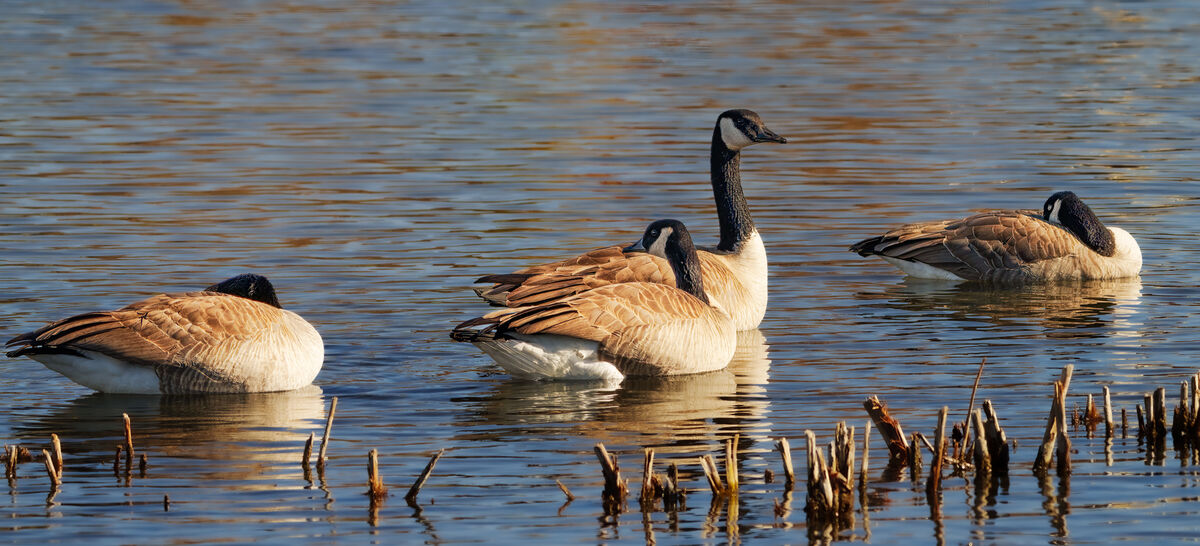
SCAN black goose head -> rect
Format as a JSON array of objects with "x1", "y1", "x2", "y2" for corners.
[
  {"x1": 623, "y1": 219, "x2": 708, "y2": 304},
  {"x1": 205, "y1": 274, "x2": 282, "y2": 308},
  {"x1": 1042, "y1": 191, "x2": 1116, "y2": 257},
  {"x1": 715, "y1": 109, "x2": 788, "y2": 152}
]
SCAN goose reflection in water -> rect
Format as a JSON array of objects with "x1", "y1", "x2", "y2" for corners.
[
  {"x1": 862, "y1": 278, "x2": 1144, "y2": 339},
  {"x1": 13, "y1": 385, "x2": 327, "y2": 486},
  {"x1": 458, "y1": 330, "x2": 772, "y2": 455}
]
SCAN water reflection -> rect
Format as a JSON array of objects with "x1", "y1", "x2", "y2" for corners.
[
  {"x1": 460, "y1": 330, "x2": 772, "y2": 454},
  {"x1": 14, "y1": 386, "x2": 326, "y2": 485},
  {"x1": 863, "y1": 278, "x2": 1143, "y2": 337}
]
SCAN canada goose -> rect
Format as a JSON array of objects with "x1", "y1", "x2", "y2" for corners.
[
  {"x1": 849, "y1": 191, "x2": 1142, "y2": 282},
  {"x1": 474, "y1": 109, "x2": 786, "y2": 331},
  {"x1": 453, "y1": 219, "x2": 736, "y2": 381},
  {"x1": 5, "y1": 274, "x2": 324, "y2": 394}
]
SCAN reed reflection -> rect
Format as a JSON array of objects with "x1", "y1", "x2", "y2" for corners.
[{"x1": 14, "y1": 386, "x2": 327, "y2": 486}]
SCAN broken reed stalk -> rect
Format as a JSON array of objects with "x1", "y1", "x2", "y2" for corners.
[
  {"x1": 833, "y1": 423, "x2": 856, "y2": 514},
  {"x1": 907, "y1": 432, "x2": 922, "y2": 479},
  {"x1": 926, "y1": 406, "x2": 949, "y2": 501},
  {"x1": 665, "y1": 463, "x2": 684, "y2": 510},
  {"x1": 1033, "y1": 365, "x2": 1073, "y2": 474},
  {"x1": 776, "y1": 438, "x2": 795, "y2": 486},
  {"x1": 122, "y1": 413, "x2": 134, "y2": 467},
  {"x1": 725, "y1": 435, "x2": 740, "y2": 496},
  {"x1": 804, "y1": 430, "x2": 836, "y2": 521},
  {"x1": 366, "y1": 449, "x2": 388, "y2": 499},
  {"x1": 555, "y1": 479, "x2": 576, "y2": 502},
  {"x1": 593, "y1": 443, "x2": 628, "y2": 510},
  {"x1": 41, "y1": 449, "x2": 60, "y2": 486},
  {"x1": 112, "y1": 445, "x2": 122, "y2": 474},
  {"x1": 1103, "y1": 386, "x2": 1114, "y2": 438},
  {"x1": 302, "y1": 432, "x2": 314, "y2": 467},
  {"x1": 860, "y1": 421, "x2": 872, "y2": 487},
  {"x1": 699, "y1": 454, "x2": 724, "y2": 497},
  {"x1": 405, "y1": 449, "x2": 443, "y2": 504},
  {"x1": 970, "y1": 409, "x2": 991, "y2": 478},
  {"x1": 318, "y1": 397, "x2": 338, "y2": 467},
  {"x1": 639, "y1": 448, "x2": 655, "y2": 506},
  {"x1": 51, "y1": 434, "x2": 63, "y2": 474},
  {"x1": 982, "y1": 400, "x2": 1010, "y2": 475},
  {"x1": 863, "y1": 396, "x2": 910, "y2": 465},
  {"x1": 139, "y1": 453, "x2": 148, "y2": 474},
  {"x1": 1154, "y1": 387, "x2": 1168, "y2": 442}
]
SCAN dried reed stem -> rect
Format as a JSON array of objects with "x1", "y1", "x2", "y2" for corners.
[
  {"x1": 776, "y1": 438, "x2": 795, "y2": 486},
  {"x1": 926, "y1": 406, "x2": 948, "y2": 501},
  {"x1": 863, "y1": 396, "x2": 909, "y2": 465},
  {"x1": 367, "y1": 449, "x2": 388, "y2": 499},
  {"x1": 41, "y1": 449, "x2": 60, "y2": 486},
  {"x1": 405, "y1": 449, "x2": 443, "y2": 504},
  {"x1": 318, "y1": 397, "x2": 338, "y2": 467},
  {"x1": 699, "y1": 454, "x2": 724, "y2": 496},
  {"x1": 50, "y1": 434, "x2": 63, "y2": 474},
  {"x1": 725, "y1": 435, "x2": 740, "y2": 495},
  {"x1": 1033, "y1": 365, "x2": 1072, "y2": 474},
  {"x1": 302, "y1": 432, "x2": 314, "y2": 467},
  {"x1": 1103, "y1": 386, "x2": 1114, "y2": 438},
  {"x1": 555, "y1": 479, "x2": 575, "y2": 502},
  {"x1": 122, "y1": 413, "x2": 134, "y2": 467}
]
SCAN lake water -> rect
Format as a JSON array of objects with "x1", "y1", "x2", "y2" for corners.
[{"x1": 2, "y1": 0, "x2": 1199, "y2": 543}]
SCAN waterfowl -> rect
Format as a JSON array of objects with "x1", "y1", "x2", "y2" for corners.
[
  {"x1": 5, "y1": 274, "x2": 324, "y2": 394},
  {"x1": 849, "y1": 191, "x2": 1142, "y2": 283},
  {"x1": 474, "y1": 109, "x2": 786, "y2": 331},
  {"x1": 453, "y1": 219, "x2": 736, "y2": 381}
]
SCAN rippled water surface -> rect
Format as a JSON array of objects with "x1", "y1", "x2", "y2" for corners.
[{"x1": 2, "y1": 1, "x2": 1199, "y2": 543}]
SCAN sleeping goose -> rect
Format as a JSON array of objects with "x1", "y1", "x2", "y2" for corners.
[
  {"x1": 474, "y1": 109, "x2": 786, "y2": 331},
  {"x1": 849, "y1": 191, "x2": 1142, "y2": 283},
  {"x1": 5, "y1": 274, "x2": 324, "y2": 394},
  {"x1": 453, "y1": 219, "x2": 736, "y2": 381}
]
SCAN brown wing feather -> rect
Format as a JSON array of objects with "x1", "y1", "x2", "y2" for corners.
[
  {"x1": 7, "y1": 292, "x2": 284, "y2": 369},
  {"x1": 852, "y1": 209, "x2": 1076, "y2": 280}
]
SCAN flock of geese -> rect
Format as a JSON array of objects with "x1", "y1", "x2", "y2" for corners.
[{"x1": 4, "y1": 110, "x2": 1143, "y2": 393}]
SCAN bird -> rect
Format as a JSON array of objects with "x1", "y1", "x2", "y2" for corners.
[
  {"x1": 849, "y1": 191, "x2": 1142, "y2": 282},
  {"x1": 5, "y1": 273, "x2": 324, "y2": 394},
  {"x1": 473, "y1": 109, "x2": 786, "y2": 331},
  {"x1": 452, "y1": 219, "x2": 736, "y2": 381}
]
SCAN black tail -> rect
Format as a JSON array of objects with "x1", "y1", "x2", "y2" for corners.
[{"x1": 849, "y1": 236, "x2": 884, "y2": 257}]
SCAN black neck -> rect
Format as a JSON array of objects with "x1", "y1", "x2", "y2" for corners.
[
  {"x1": 1061, "y1": 201, "x2": 1116, "y2": 257},
  {"x1": 711, "y1": 127, "x2": 755, "y2": 252},
  {"x1": 667, "y1": 236, "x2": 709, "y2": 304}
]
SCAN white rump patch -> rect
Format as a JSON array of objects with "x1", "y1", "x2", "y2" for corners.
[
  {"x1": 31, "y1": 350, "x2": 161, "y2": 393},
  {"x1": 719, "y1": 118, "x2": 754, "y2": 151},
  {"x1": 881, "y1": 257, "x2": 966, "y2": 281},
  {"x1": 474, "y1": 334, "x2": 624, "y2": 382}
]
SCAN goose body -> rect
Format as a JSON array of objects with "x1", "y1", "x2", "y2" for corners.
[
  {"x1": 454, "y1": 220, "x2": 736, "y2": 381},
  {"x1": 850, "y1": 191, "x2": 1142, "y2": 283},
  {"x1": 5, "y1": 274, "x2": 324, "y2": 394},
  {"x1": 475, "y1": 109, "x2": 785, "y2": 331}
]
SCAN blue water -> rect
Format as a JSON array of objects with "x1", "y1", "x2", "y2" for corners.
[{"x1": 2, "y1": 0, "x2": 1199, "y2": 543}]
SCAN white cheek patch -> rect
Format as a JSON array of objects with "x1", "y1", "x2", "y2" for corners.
[
  {"x1": 1047, "y1": 200, "x2": 1062, "y2": 224},
  {"x1": 647, "y1": 227, "x2": 673, "y2": 258},
  {"x1": 719, "y1": 118, "x2": 754, "y2": 151}
]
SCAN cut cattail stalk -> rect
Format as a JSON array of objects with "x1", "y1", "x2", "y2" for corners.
[
  {"x1": 804, "y1": 430, "x2": 835, "y2": 521},
  {"x1": 112, "y1": 445, "x2": 123, "y2": 474},
  {"x1": 42, "y1": 449, "x2": 60, "y2": 486},
  {"x1": 926, "y1": 406, "x2": 949, "y2": 501},
  {"x1": 1033, "y1": 365, "x2": 1072, "y2": 474},
  {"x1": 139, "y1": 453, "x2": 148, "y2": 474},
  {"x1": 122, "y1": 413, "x2": 134, "y2": 467},
  {"x1": 725, "y1": 435, "x2": 740, "y2": 495},
  {"x1": 405, "y1": 449, "x2": 443, "y2": 505},
  {"x1": 964, "y1": 357, "x2": 986, "y2": 428},
  {"x1": 318, "y1": 397, "x2": 338, "y2": 468},
  {"x1": 699, "y1": 454, "x2": 724, "y2": 497},
  {"x1": 776, "y1": 438, "x2": 795, "y2": 486},
  {"x1": 1153, "y1": 387, "x2": 1168, "y2": 442},
  {"x1": 302, "y1": 432, "x2": 314, "y2": 467},
  {"x1": 555, "y1": 479, "x2": 575, "y2": 502},
  {"x1": 163, "y1": 494, "x2": 170, "y2": 511},
  {"x1": 51, "y1": 434, "x2": 63, "y2": 474},
  {"x1": 970, "y1": 409, "x2": 991, "y2": 478},
  {"x1": 863, "y1": 396, "x2": 909, "y2": 465},
  {"x1": 639, "y1": 448, "x2": 655, "y2": 507},
  {"x1": 1121, "y1": 406, "x2": 1128, "y2": 438},
  {"x1": 1103, "y1": 386, "x2": 1114, "y2": 438},
  {"x1": 907, "y1": 432, "x2": 922, "y2": 479},
  {"x1": 366, "y1": 449, "x2": 388, "y2": 500},
  {"x1": 861, "y1": 421, "x2": 872, "y2": 487},
  {"x1": 982, "y1": 400, "x2": 1009, "y2": 475}
]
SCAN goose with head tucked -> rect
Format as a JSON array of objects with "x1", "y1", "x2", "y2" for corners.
[
  {"x1": 474, "y1": 109, "x2": 786, "y2": 331},
  {"x1": 849, "y1": 191, "x2": 1142, "y2": 283},
  {"x1": 5, "y1": 274, "x2": 324, "y2": 394},
  {"x1": 453, "y1": 219, "x2": 736, "y2": 382}
]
